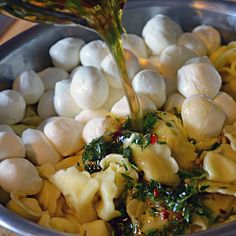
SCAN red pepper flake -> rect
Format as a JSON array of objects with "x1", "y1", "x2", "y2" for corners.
[
  {"x1": 176, "y1": 213, "x2": 182, "y2": 220},
  {"x1": 195, "y1": 158, "x2": 202, "y2": 166},
  {"x1": 150, "y1": 134, "x2": 158, "y2": 144},
  {"x1": 160, "y1": 209, "x2": 169, "y2": 220},
  {"x1": 113, "y1": 129, "x2": 122, "y2": 139},
  {"x1": 153, "y1": 188, "x2": 159, "y2": 198}
]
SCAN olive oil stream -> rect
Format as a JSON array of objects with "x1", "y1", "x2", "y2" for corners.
[{"x1": 0, "y1": 0, "x2": 144, "y2": 131}]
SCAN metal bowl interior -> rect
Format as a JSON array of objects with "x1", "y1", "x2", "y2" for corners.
[{"x1": 1, "y1": 0, "x2": 236, "y2": 235}]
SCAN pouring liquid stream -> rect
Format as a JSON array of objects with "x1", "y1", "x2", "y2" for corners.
[{"x1": 0, "y1": 0, "x2": 144, "y2": 131}]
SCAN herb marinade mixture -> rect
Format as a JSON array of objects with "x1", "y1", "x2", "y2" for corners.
[{"x1": 82, "y1": 112, "x2": 221, "y2": 235}]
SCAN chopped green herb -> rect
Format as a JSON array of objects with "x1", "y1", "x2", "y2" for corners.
[
  {"x1": 128, "y1": 169, "x2": 212, "y2": 235},
  {"x1": 158, "y1": 141, "x2": 166, "y2": 145},
  {"x1": 110, "y1": 194, "x2": 133, "y2": 236},
  {"x1": 199, "y1": 185, "x2": 210, "y2": 192},
  {"x1": 82, "y1": 137, "x2": 109, "y2": 174},
  {"x1": 189, "y1": 138, "x2": 197, "y2": 145},
  {"x1": 173, "y1": 107, "x2": 182, "y2": 120},
  {"x1": 145, "y1": 229, "x2": 158, "y2": 236},
  {"x1": 144, "y1": 112, "x2": 158, "y2": 132},
  {"x1": 123, "y1": 163, "x2": 128, "y2": 172},
  {"x1": 166, "y1": 122, "x2": 173, "y2": 128},
  {"x1": 123, "y1": 146, "x2": 133, "y2": 161}
]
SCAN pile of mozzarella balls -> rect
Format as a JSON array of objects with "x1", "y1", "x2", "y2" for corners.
[{"x1": 0, "y1": 14, "x2": 236, "y2": 198}]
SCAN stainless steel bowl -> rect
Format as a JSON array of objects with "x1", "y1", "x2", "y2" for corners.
[{"x1": 1, "y1": 0, "x2": 236, "y2": 235}]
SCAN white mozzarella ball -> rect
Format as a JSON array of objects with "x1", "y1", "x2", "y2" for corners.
[
  {"x1": 22, "y1": 129, "x2": 61, "y2": 165},
  {"x1": 111, "y1": 94, "x2": 156, "y2": 116},
  {"x1": 162, "y1": 75, "x2": 177, "y2": 96},
  {"x1": 122, "y1": 34, "x2": 148, "y2": 58},
  {"x1": 37, "y1": 117, "x2": 59, "y2": 131},
  {"x1": 0, "y1": 125, "x2": 14, "y2": 133},
  {"x1": 0, "y1": 132, "x2": 25, "y2": 161},
  {"x1": 80, "y1": 40, "x2": 109, "y2": 68},
  {"x1": 0, "y1": 90, "x2": 26, "y2": 125},
  {"x1": 184, "y1": 56, "x2": 212, "y2": 66},
  {"x1": 101, "y1": 50, "x2": 140, "y2": 89},
  {"x1": 148, "y1": 55, "x2": 161, "y2": 67},
  {"x1": 192, "y1": 25, "x2": 221, "y2": 54},
  {"x1": 44, "y1": 117, "x2": 84, "y2": 156},
  {"x1": 177, "y1": 63, "x2": 222, "y2": 98},
  {"x1": 132, "y1": 70, "x2": 166, "y2": 108},
  {"x1": 69, "y1": 66, "x2": 80, "y2": 80},
  {"x1": 177, "y1": 33, "x2": 207, "y2": 56},
  {"x1": 49, "y1": 37, "x2": 85, "y2": 71},
  {"x1": 70, "y1": 66, "x2": 109, "y2": 109},
  {"x1": 82, "y1": 117, "x2": 107, "y2": 144},
  {"x1": 0, "y1": 158, "x2": 42, "y2": 196},
  {"x1": 182, "y1": 94, "x2": 225, "y2": 141},
  {"x1": 37, "y1": 90, "x2": 57, "y2": 119},
  {"x1": 13, "y1": 70, "x2": 44, "y2": 104},
  {"x1": 102, "y1": 87, "x2": 125, "y2": 111},
  {"x1": 159, "y1": 45, "x2": 197, "y2": 78},
  {"x1": 138, "y1": 57, "x2": 159, "y2": 71},
  {"x1": 164, "y1": 93, "x2": 185, "y2": 113},
  {"x1": 38, "y1": 67, "x2": 68, "y2": 91},
  {"x1": 54, "y1": 80, "x2": 82, "y2": 118},
  {"x1": 75, "y1": 109, "x2": 109, "y2": 124},
  {"x1": 214, "y1": 92, "x2": 236, "y2": 125},
  {"x1": 142, "y1": 14, "x2": 183, "y2": 55}
]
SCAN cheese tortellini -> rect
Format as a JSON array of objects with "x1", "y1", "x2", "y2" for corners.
[
  {"x1": 131, "y1": 143, "x2": 179, "y2": 186},
  {"x1": 50, "y1": 167, "x2": 99, "y2": 223}
]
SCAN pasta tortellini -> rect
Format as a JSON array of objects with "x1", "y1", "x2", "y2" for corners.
[
  {"x1": 100, "y1": 154, "x2": 138, "y2": 195},
  {"x1": 50, "y1": 167, "x2": 99, "y2": 223},
  {"x1": 223, "y1": 121, "x2": 236, "y2": 151},
  {"x1": 7, "y1": 197, "x2": 43, "y2": 222},
  {"x1": 203, "y1": 152, "x2": 236, "y2": 182},
  {"x1": 93, "y1": 168, "x2": 120, "y2": 221},
  {"x1": 131, "y1": 143, "x2": 179, "y2": 186},
  {"x1": 153, "y1": 111, "x2": 196, "y2": 169}
]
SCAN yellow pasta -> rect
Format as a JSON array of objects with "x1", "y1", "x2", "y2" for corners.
[
  {"x1": 37, "y1": 163, "x2": 56, "y2": 179},
  {"x1": 38, "y1": 212, "x2": 82, "y2": 233},
  {"x1": 6, "y1": 197, "x2": 42, "y2": 222},
  {"x1": 55, "y1": 151, "x2": 84, "y2": 171},
  {"x1": 35, "y1": 180, "x2": 61, "y2": 216},
  {"x1": 210, "y1": 42, "x2": 236, "y2": 97}
]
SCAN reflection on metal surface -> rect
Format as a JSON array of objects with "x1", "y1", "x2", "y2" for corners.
[{"x1": 191, "y1": 0, "x2": 232, "y2": 14}]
